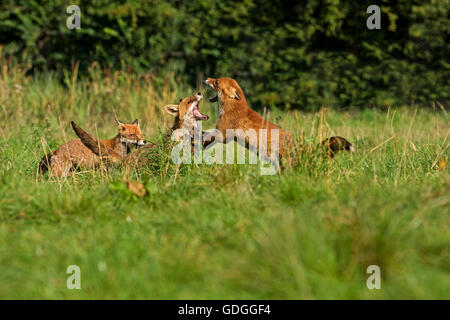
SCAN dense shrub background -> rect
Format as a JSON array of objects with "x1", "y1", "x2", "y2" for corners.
[{"x1": 0, "y1": 0, "x2": 448, "y2": 109}]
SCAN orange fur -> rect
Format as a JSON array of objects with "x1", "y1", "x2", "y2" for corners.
[
  {"x1": 72, "y1": 92, "x2": 209, "y2": 170},
  {"x1": 205, "y1": 77, "x2": 354, "y2": 160},
  {"x1": 39, "y1": 119, "x2": 144, "y2": 177},
  {"x1": 205, "y1": 77, "x2": 292, "y2": 157}
]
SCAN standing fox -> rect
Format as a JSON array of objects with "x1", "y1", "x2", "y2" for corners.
[
  {"x1": 39, "y1": 119, "x2": 145, "y2": 177},
  {"x1": 205, "y1": 77, "x2": 354, "y2": 160},
  {"x1": 205, "y1": 77, "x2": 292, "y2": 159}
]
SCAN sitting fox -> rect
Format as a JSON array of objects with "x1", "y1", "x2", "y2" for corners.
[{"x1": 38, "y1": 119, "x2": 145, "y2": 177}]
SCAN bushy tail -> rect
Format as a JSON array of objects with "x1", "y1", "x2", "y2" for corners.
[
  {"x1": 38, "y1": 151, "x2": 55, "y2": 174},
  {"x1": 321, "y1": 136, "x2": 355, "y2": 158},
  {"x1": 70, "y1": 121, "x2": 123, "y2": 163}
]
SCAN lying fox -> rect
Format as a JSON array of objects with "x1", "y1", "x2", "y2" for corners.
[
  {"x1": 39, "y1": 119, "x2": 145, "y2": 177},
  {"x1": 71, "y1": 92, "x2": 210, "y2": 167},
  {"x1": 205, "y1": 77, "x2": 354, "y2": 161}
]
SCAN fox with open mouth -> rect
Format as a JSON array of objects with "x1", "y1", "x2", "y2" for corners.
[
  {"x1": 71, "y1": 92, "x2": 210, "y2": 168},
  {"x1": 164, "y1": 91, "x2": 209, "y2": 140}
]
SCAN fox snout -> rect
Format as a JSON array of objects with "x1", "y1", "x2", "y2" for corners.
[
  {"x1": 120, "y1": 137, "x2": 146, "y2": 146},
  {"x1": 205, "y1": 78, "x2": 219, "y2": 102}
]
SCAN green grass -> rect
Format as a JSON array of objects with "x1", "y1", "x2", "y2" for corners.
[{"x1": 0, "y1": 60, "x2": 448, "y2": 299}]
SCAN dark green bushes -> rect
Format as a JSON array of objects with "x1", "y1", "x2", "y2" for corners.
[{"x1": 1, "y1": 0, "x2": 448, "y2": 109}]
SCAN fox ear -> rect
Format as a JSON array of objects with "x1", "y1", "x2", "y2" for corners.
[
  {"x1": 164, "y1": 104, "x2": 179, "y2": 117},
  {"x1": 115, "y1": 116, "x2": 124, "y2": 126},
  {"x1": 224, "y1": 87, "x2": 241, "y2": 100},
  {"x1": 132, "y1": 119, "x2": 139, "y2": 125}
]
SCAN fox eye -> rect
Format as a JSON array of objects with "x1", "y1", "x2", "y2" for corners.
[{"x1": 214, "y1": 80, "x2": 218, "y2": 87}]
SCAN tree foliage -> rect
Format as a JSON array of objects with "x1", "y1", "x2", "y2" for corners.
[{"x1": 1, "y1": 0, "x2": 448, "y2": 109}]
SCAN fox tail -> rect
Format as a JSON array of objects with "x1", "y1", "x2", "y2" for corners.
[{"x1": 70, "y1": 121, "x2": 123, "y2": 163}]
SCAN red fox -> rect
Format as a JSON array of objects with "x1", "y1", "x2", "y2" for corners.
[
  {"x1": 205, "y1": 77, "x2": 354, "y2": 160},
  {"x1": 71, "y1": 92, "x2": 210, "y2": 167},
  {"x1": 205, "y1": 77, "x2": 292, "y2": 159},
  {"x1": 164, "y1": 91, "x2": 209, "y2": 142},
  {"x1": 39, "y1": 119, "x2": 145, "y2": 177}
]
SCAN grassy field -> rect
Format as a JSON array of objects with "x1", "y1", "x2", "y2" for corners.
[{"x1": 0, "y1": 60, "x2": 448, "y2": 299}]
